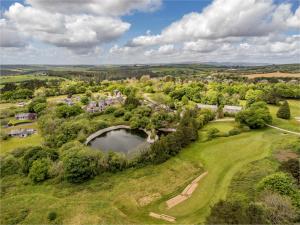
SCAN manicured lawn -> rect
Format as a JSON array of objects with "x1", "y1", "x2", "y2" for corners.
[
  {"x1": 204, "y1": 121, "x2": 236, "y2": 132},
  {"x1": 1, "y1": 127, "x2": 289, "y2": 224},
  {"x1": 268, "y1": 100, "x2": 300, "y2": 132}
]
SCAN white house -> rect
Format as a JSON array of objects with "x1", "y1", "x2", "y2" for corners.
[
  {"x1": 197, "y1": 104, "x2": 218, "y2": 112},
  {"x1": 223, "y1": 105, "x2": 243, "y2": 114},
  {"x1": 9, "y1": 129, "x2": 36, "y2": 138}
]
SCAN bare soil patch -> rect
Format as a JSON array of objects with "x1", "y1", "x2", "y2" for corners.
[
  {"x1": 245, "y1": 72, "x2": 300, "y2": 79},
  {"x1": 166, "y1": 171, "x2": 208, "y2": 209},
  {"x1": 275, "y1": 151, "x2": 299, "y2": 162}
]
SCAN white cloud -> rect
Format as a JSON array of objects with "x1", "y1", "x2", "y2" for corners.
[
  {"x1": 26, "y1": 0, "x2": 162, "y2": 16},
  {"x1": 286, "y1": 7, "x2": 300, "y2": 28},
  {"x1": 2, "y1": 0, "x2": 161, "y2": 54},
  {"x1": 129, "y1": 0, "x2": 299, "y2": 47},
  {"x1": 0, "y1": 19, "x2": 27, "y2": 48}
]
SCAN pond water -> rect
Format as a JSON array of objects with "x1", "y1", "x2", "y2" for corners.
[{"x1": 88, "y1": 128, "x2": 148, "y2": 154}]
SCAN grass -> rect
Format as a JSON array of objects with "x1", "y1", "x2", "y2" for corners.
[
  {"x1": 0, "y1": 75, "x2": 64, "y2": 84},
  {"x1": 0, "y1": 122, "x2": 43, "y2": 155},
  {"x1": 268, "y1": 99, "x2": 300, "y2": 132},
  {"x1": 1, "y1": 124, "x2": 290, "y2": 224}
]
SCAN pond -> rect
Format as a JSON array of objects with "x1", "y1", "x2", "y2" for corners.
[{"x1": 88, "y1": 128, "x2": 148, "y2": 154}]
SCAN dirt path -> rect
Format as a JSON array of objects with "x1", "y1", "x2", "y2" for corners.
[
  {"x1": 266, "y1": 124, "x2": 300, "y2": 136},
  {"x1": 166, "y1": 171, "x2": 208, "y2": 209}
]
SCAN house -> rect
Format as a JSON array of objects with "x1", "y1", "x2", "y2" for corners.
[
  {"x1": 9, "y1": 129, "x2": 36, "y2": 138},
  {"x1": 15, "y1": 113, "x2": 37, "y2": 120},
  {"x1": 223, "y1": 105, "x2": 243, "y2": 114},
  {"x1": 64, "y1": 98, "x2": 74, "y2": 106},
  {"x1": 196, "y1": 104, "x2": 218, "y2": 112}
]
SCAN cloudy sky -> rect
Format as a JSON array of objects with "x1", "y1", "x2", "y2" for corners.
[{"x1": 1, "y1": 0, "x2": 299, "y2": 64}]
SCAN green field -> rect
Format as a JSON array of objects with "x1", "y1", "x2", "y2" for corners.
[
  {"x1": 268, "y1": 100, "x2": 300, "y2": 132},
  {"x1": 0, "y1": 74, "x2": 64, "y2": 84},
  {"x1": 0, "y1": 122, "x2": 43, "y2": 155},
  {"x1": 1, "y1": 123, "x2": 291, "y2": 224}
]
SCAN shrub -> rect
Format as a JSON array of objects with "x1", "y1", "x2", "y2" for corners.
[
  {"x1": 257, "y1": 172, "x2": 298, "y2": 204},
  {"x1": 47, "y1": 211, "x2": 57, "y2": 221},
  {"x1": 229, "y1": 128, "x2": 241, "y2": 136},
  {"x1": 22, "y1": 147, "x2": 58, "y2": 174},
  {"x1": 0, "y1": 130, "x2": 9, "y2": 141},
  {"x1": 0, "y1": 155, "x2": 21, "y2": 177},
  {"x1": 113, "y1": 109, "x2": 125, "y2": 117},
  {"x1": 123, "y1": 112, "x2": 132, "y2": 121},
  {"x1": 279, "y1": 159, "x2": 300, "y2": 185},
  {"x1": 277, "y1": 100, "x2": 291, "y2": 119},
  {"x1": 63, "y1": 153, "x2": 98, "y2": 183},
  {"x1": 106, "y1": 152, "x2": 127, "y2": 173},
  {"x1": 29, "y1": 158, "x2": 50, "y2": 183},
  {"x1": 56, "y1": 105, "x2": 83, "y2": 118},
  {"x1": 260, "y1": 191, "x2": 297, "y2": 224},
  {"x1": 104, "y1": 106, "x2": 116, "y2": 114},
  {"x1": 207, "y1": 128, "x2": 220, "y2": 139}
]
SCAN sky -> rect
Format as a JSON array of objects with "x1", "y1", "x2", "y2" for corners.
[{"x1": 0, "y1": 0, "x2": 299, "y2": 64}]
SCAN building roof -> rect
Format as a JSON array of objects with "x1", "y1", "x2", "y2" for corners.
[
  {"x1": 224, "y1": 105, "x2": 242, "y2": 110},
  {"x1": 197, "y1": 104, "x2": 218, "y2": 109}
]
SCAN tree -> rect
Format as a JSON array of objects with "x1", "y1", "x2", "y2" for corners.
[
  {"x1": 276, "y1": 100, "x2": 291, "y2": 119},
  {"x1": 0, "y1": 155, "x2": 21, "y2": 177},
  {"x1": 124, "y1": 94, "x2": 140, "y2": 110},
  {"x1": 63, "y1": 153, "x2": 98, "y2": 183},
  {"x1": 206, "y1": 200, "x2": 247, "y2": 224},
  {"x1": 29, "y1": 158, "x2": 50, "y2": 183},
  {"x1": 245, "y1": 89, "x2": 264, "y2": 106},
  {"x1": 236, "y1": 101, "x2": 272, "y2": 129},
  {"x1": 56, "y1": 105, "x2": 83, "y2": 118}
]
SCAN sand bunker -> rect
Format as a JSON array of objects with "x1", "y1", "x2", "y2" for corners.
[{"x1": 166, "y1": 171, "x2": 208, "y2": 209}]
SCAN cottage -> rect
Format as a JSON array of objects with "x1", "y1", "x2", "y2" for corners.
[
  {"x1": 9, "y1": 129, "x2": 36, "y2": 138},
  {"x1": 15, "y1": 113, "x2": 37, "y2": 120},
  {"x1": 197, "y1": 104, "x2": 218, "y2": 112},
  {"x1": 223, "y1": 105, "x2": 242, "y2": 114},
  {"x1": 64, "y1": 98, "x2": 74, "y2": 106}
]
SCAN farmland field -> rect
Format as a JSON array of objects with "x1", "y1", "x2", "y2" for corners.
[
  {"x1": 245, "y1": 72, "x2": 300, "y2": 79},
  {"x1": 0, "y1": 74, "x2": 65, "y2": 84}
]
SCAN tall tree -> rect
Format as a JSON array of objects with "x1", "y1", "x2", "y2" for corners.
[{"x1": 277, "y1": 100, "x2": 291, "y2": 119}]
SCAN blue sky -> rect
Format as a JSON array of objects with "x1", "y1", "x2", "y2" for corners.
[{"x1": 1, "y1": 0, "x2": 299, "y2": 64}]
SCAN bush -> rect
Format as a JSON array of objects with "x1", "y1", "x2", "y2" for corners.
[
  {"x1": 0, "y1": 155, "x2": 21, "y2": 177},
  {"x1": 123, "y1": 112, "x2": 132, "y2": 121},
  {"x1": 0, "y1": 130, "x2": 9, "y2": 141},
  {"x1": 63, "y1": 153, "x2": 98, "y2": 183},
  {"x1": 113, "y1": 109, "x2": 125, "y2": 117},
  {"x1": 229, "y1": 128, "x2": 241, "y2": 136},
  {"x1": 104, "y1": 106, "x2": 116, "y2": 114},
  {"x1": 207, "y1": 128, "x2": 220, "y2": 139},
  {"x1": 47, "y1": 211, "x2": 57, "y2": 221},
  {"x1": 279, "y1": 159, "x2": 300, "y2": 185},
  {"x1": 106, "y1": 152, "x2": 127, "y2": 173},
  {"x1": 29, "y1": 158, "x2": 50, "y2": 183},
  {"x1": 257, "y1": 172, "x2": 299, "y2": 206},
  {"x1": 22, "y1": 146, "x2": 58, "y2": 174},
  {"x1": 277, "y1": 100, "x2": 291, "y2": 119},
  {"x1": 56, "y1": 105, "x2": 83, "y2": 118},
  {"x1": 236, "y1": 101, "x2": 272, "y2": 129}
]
